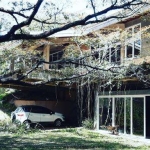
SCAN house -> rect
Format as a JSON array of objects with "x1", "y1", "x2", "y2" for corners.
[{"x1": 1, "y1": 4, "x2": 150, "y2": 137}]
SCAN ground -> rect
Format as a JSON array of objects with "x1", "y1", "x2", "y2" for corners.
[{"x1": 0, "y1": 127, "x2": 150, "y2": 150}]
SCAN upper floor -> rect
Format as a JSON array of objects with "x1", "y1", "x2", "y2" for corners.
[
  {"x1": 42, "y1": 14, "x2": 150, "y2": 69},
  {"x1": 3, "y1": 6, "x2": 150, "y2": 82}
]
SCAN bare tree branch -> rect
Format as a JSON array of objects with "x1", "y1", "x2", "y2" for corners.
[
  {"x1": 0, "y1": 7, "x2": 64, "y2": 25},
  {"x1": 0, "y1": 0, "x2": 148, "y2": 42}
]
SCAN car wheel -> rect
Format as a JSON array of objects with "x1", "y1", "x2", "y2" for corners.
[
  {"x1": 23, "y1": 120, "x2": 31, "y2": 129},
  {"x1": 54, "y1": 119, "x2": 62, "y2": 127}
]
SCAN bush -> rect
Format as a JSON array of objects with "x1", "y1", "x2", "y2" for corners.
[
  {"x1": 82, "y1": 118, "x2": 94, "y2": 129},
  {"x1": 0, "y1": 120, "x2": 43, "y2": 135}
]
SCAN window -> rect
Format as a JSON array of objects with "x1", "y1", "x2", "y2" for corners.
[
  {"x1": 125, "y1": 24, "x2": 141, "y2": 59},
  {"x1": 40, "y1": 107, "x2": 51, "y2": 114},
  {"x1": 49, "y1": 50, "x2": 64, "y2": 69},
  {"x1": 97, "y1": 44, "x2": 121, "y2": 65},
  {"x1": 99, "y1": 96, "x2": 144, "y2": 137},
  {"x1": 23, "y1": 106, "x2": 32, "y2": 112}
]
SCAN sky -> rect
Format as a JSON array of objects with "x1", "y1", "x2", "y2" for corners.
[
  {"x1": 0, "y1": 0, "x2": 87, "y2": 11},
  {"x1": 0, "y1": 0, "x2": 115, "y2": 34},
  {"x1": 0, "y1": 0, "x2": 92, "y2": 28},
  {"x1": 0, "y1": 0, "x2": 103, "y2": 14}
]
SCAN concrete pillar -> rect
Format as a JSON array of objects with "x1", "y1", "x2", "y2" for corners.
[{"x1": 94, "y1": 85, "x2": 99, "y2": 130}]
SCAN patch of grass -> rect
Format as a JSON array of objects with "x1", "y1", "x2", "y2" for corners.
[
  {"x1": 51, "y1": 127, "x2": 77, "y2": 133},
  {"x1": 0, "y1": 128, "x2": 149, "y2": 150}
]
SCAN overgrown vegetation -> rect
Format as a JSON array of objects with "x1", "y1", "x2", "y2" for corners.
[
  {"x1": 0, "y1": 88, "x2": 16, "y2": 114},
  {"x1": 0, "y1": 120, "x2": 43, "y2": 136},
  {"x1": 82, "y1": 118, "x2": 94, "y2": 129}
]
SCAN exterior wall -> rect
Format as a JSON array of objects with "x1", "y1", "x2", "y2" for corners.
[{"x1": 106, "y1": 23, "x2": 125, "y2": 30}]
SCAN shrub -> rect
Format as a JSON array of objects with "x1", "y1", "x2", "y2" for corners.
[
  {"x1": 0, "y1": 121, "x2": 42, "y2": 135},
  {"x1": 82, "y1": 118, "x2": 94, "y2": 129}
]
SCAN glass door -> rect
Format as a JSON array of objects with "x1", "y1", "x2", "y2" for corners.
[
  {"x1": 99, "y1": 98, "x2": 112, "y2": 129},
  {"x1": 115, "y1": 98, "x2": 124, "y2": 133},
  {"x1": 99, "y1": 96, "x2": 144, "y2": 137},
  {"x1": 126, "y1": 97, "x2": 131, "y2": 134},
  {"x1": 133, "y1": 97, "x2": 144, "y2": 136}
]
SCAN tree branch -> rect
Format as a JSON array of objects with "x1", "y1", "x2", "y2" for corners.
[
  {"x1": 1, "y1": 0, "x2": 44, "y2": 40},
  {"x1": 0, "y1": 0, "x2": 147, "y2": 42}
]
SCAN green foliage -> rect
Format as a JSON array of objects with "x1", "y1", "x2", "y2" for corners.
[
  {"x1": 82, "y1": 118, "x2": 94, "y2": 129},
  {"x1": 0, "y1": 121, "x2": 42, "y2": 135},
  {"x1": 0, "y1": 93, "x2": 7, "y2": 100},
  {"x1": 0, "y1": 89, "x2": 16, "y2": 114}
]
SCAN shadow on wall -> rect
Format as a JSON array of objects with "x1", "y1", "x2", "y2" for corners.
[{"x1": 14, "y1": 100, "x2": 78, "y2": 126}]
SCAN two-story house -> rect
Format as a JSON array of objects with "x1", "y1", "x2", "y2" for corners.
[{"x1": 3, "y1": 5, "x2": 150, "y2": 137}]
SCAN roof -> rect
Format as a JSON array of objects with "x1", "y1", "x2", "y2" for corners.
[
  {"x1": 48, "y1": 4, "x2": 150, "y2": 37},
  {"x1": 83, "y1": 5, "x2": 150, "y2": 34}
]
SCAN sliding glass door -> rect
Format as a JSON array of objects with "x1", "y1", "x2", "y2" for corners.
[
  {"x1": 99, "y1": 98, "x2": 112, "y2": 128},
  {"x1": 133, "y1": 97, "x2": 144, "y2": 136},
  {"x1": 126, "y1": 98, "x2": 131, "y2": 134},
  {"x1": 99, "y1": 96, "x2": 144, "y2": 137},
  {"x1": 115, "y1": 98, "x2": 124, "y2": 133}
]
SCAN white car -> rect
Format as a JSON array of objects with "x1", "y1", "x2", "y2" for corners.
[{"x1": 11, "y1": 105, "x2": 65, "y2": 128}]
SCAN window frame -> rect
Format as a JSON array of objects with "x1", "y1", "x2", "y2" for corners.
[
  {"x1": 97, "y1": 42, "x2": 121, "y2": 65},
  {"x1": 125, "y1": 23, "x2": 141, "y2": 59}
]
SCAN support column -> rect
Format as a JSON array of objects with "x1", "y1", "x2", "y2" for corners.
[
  {"x1": 94, "y1": 85, "x2": 99, "y2": 130},
  {"x1": 112, "y1": 97, "x2": 115, "y2": 126},
  {"x1": 144, "y1": 96, "x2": 146, "y2": 138},
  {"x1": 43, "y1": 44, "x2": 50, "y2": 70}
]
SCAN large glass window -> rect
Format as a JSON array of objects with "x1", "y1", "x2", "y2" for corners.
[
  {"x1": 99, "y1": 98, "x2": 112, "y2": 128},
  {"x1": 126, "y1": 98, "x2": 131, "y2": 134},
  {"x1": 99, "y1": 96, "x2": 144, "y2": 137},
  {"x1": 125, "y1": 24, "x2": 141, "y2": 59},
  {"x1": 98, "y1": 45, "x2": 121, "y2": 65},
  {"x1": 133, "y1": 97, "x2": 144, "y2": 136},
  {"x1": 115, "y1": 98, "x2": 124, "y2": 133}
]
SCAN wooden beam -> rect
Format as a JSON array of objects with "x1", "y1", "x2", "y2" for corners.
[{"x1": 43, "y1": 44, "x2": 50, "y2": 70}]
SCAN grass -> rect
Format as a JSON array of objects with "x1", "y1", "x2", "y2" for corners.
[{"x1": 0, "y1": 128, "x2": 149, "y2": 150}]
